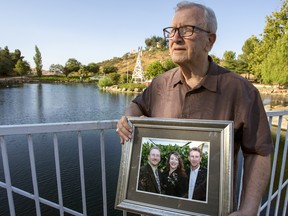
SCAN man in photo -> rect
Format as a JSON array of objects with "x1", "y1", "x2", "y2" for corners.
[
  {"x1": 138, "y1": 146, "x2": 162, "y2": 194},
  {"x1": 186, "y1": 147, "x2": 207, "y2": 201}
]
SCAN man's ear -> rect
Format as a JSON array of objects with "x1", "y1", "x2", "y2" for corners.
[{"x1": 206, "y1": 33, "x2": 216, "y2": 52}]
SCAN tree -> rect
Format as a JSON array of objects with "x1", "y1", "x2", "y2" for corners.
[
  {"x1": 65, "y1": 58, "x2": 81, "y2": 73},
  {"x1": 87, "y1": 63, "x2": 100, "y2": 73},
  {"x1": 103, "y1": 66, "x2": 118, "y2": 74},
  {"x1": 241, "y1": 36, "x2": 260, "y2": 78},
  {"x1": 49, "y1": 64, "x2": 64, "y2": 73},
  {"x1": 145, "y1": 36, "x2": 166, "y2": 49},
  {"x1": 261, "y1": 32, "x2": 288, "y2": 85},
  {"x1": 107, "y1": 72, "x2": 120, "y2": 85},
  {"x1": 246, "y1": 37, "x2": 263, "y2": 80},
  {"x1": 14, "y1": 60, "x2": 31, "y2": 75},
  {"x1": 79, "y1": 65, "x2": 89, "y2": 76},
  {"x1": 249, "y1": 0, "x2": 288, "y2": 82},
  {"x1": 162, "y1": 59, "x2": 177, "y2": 71},
  {"x1": 10, "y1": 49, "x2": 23, "y2": 65},
  {"x1": 0, "y1": 46, "x2": 14, "y2": 75},
  {"x1": 222, "y1": 51, "x2": 237, "y2": 71},
  {"x1": 63, "y1": 67, "x2": 70, "y2": 77},
  {"x1": 210, "y1": 54, "x2": 221, "y2": 64},
  {"x1": 119, "y1": 73, "x2": 132, "y2": 84},
  {"x1": 34, "y1": 45, "x2": 43, "y2": 77},
  {"x1": 145, "y1": 61, "x2": 165, "y2": 80}
]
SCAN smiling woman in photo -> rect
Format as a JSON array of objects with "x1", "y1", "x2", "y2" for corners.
[{"x1": 161, "y1": 152, "x2": 188, "y2": 198}]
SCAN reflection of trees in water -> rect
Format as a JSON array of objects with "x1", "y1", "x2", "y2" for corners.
[
  {"x1": 271, "y1": 98, "x2": 288, "y2": 106},
  {"x1": 261, "y1": 94, "x2": 288, "y2": 107}
]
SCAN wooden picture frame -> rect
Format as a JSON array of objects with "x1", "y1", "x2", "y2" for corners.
[{"x1": 115, "y1": 117, "x2": 234, "y2": 216}]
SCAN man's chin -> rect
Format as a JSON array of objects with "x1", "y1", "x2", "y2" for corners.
[{"x1": 171, "y1": 57, "x2": 186, "y2": 65}]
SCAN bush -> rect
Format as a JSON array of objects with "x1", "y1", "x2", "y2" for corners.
[
  {"x1": 145, "y1": 61, "x2": 165, "y2": 80},
  {"x1": 119, "y1": 74, "x2": 132, "y2": 84},
  {"x1": 118, "y1": 83, "x2": 146, "y2": 91},
  {"x1": 98, "y1": 77, "x2": 113, "y2": 88},
  {"x1": 107, "y1": 73, "x2": 120, "y2": 85}
]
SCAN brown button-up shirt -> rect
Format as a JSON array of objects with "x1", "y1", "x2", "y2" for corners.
[{"x1": 133, "y1": 59, "x2": 273, "y2": 157}]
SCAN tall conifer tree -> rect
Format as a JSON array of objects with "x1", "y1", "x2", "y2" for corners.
[{"x1": 34, "y1": 45, "x2": 43, "y2": 77}]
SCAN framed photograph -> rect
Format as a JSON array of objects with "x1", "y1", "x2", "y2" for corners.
[{"x1": 115, "y1": 117, "x2": 234, "y2": 216}]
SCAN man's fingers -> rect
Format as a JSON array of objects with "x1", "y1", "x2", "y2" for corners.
[
  {"x1": 116, "y1": 116, "x2": 133, "y2": 144},
  {"x1": 117, "y1": 127, "x2": 130, "y2": 141}
]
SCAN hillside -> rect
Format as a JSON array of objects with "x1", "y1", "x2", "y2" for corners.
[{"x1": 97, "y1": 48, "x2": 171, "y2": 75}]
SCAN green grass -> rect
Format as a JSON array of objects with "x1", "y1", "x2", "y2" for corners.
[{"x1": 117, "y1": 83, "x2": 147, "y2": 91}]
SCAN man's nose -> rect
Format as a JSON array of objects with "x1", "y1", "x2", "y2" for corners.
[{"x1": 170, "y1": 30, "x2": 183, "y2": 43}]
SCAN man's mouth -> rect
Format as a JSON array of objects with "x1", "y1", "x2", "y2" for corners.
[{"x1": 173, "y1": 46, "x2": 185, "y2": 51}]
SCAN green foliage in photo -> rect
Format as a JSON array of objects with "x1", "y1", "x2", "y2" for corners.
[{"x1": 140, "y1": 142, "x2": 208, "y2": 172}]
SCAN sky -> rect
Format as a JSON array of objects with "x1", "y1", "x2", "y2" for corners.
[{"x1": 0, "y1": 0, "x2": 283, "y2": 70}]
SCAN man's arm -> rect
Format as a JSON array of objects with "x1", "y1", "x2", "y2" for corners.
[
  {"x1": 230, "y1": 154, "x2": 271, "y2": 216},
  {"x1": 116, "y1": 102, "x2": 144, "y2": 144}
]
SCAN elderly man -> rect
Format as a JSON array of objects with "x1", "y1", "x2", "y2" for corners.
[{"x1": 117, "y1": 1, "x2": 273, "y2": 215}]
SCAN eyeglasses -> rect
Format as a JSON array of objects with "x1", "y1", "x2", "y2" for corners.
[{"x1": 163, "y1": 25, "x2": 210, "y2": 39}]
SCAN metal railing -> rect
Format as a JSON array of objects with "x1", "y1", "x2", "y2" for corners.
[{"x1": 0, "y1": 111, "x2": 287, "y2": 216}]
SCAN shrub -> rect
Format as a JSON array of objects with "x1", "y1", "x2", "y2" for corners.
[
  {"x1": 98, "y1": 77, "x2": 113, "y2": 88},
  {"x1": 118, "y1": 83, "x2": 146, "y2": 91},
  {"x1": 107, "y1": 72, "x2": 120, "y2": 85}
]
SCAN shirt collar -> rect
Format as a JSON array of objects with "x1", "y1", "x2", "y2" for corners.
[
  {"x1": 171, "y1": 67, "x2": 184, "y2": 88},
  {"x1": 191, "y1": 165, "x2": 200, "y2": 173},
  {"x1": 201, "y1": 56, "x2": 218, "y2": 92},
  {"x1": 172, "y1": 56, "x2": 219, "y2": 92},
  {"x1": 148, "y1": 162, "x2": 158, "y2": 172}
]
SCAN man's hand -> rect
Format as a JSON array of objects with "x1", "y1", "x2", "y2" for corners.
[
  {"x1": 116, "y1": 116, "x2": 132, "y2": 144},
  {"x1": 116, "y1": 102, "x2": 145, "y2": 144}
]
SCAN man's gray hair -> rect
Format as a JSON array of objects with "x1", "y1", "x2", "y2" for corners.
[{"x1": 175, "y1": 1, "x2": 217, "y2": 34}]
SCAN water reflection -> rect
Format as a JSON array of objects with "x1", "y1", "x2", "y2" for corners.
[
  {"x1": 261, "y1": 94, "x2": 288, "y2": 107},
  {"x1": 261, "y1": 94, "x2": 288, "y2": 111}
]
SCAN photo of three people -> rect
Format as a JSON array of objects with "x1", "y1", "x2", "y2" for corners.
[{"x1": 137, "y1": 138, "x2": 209, "y2": 202}]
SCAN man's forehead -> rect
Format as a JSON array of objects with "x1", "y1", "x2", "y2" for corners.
[
  {"x1": 150, "y1": 149, "x2": 160, "y2": 154},
  {"x1": 190, "y1": 151, "x2": 200, "y2": 156}
]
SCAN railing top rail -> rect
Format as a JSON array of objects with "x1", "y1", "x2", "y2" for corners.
[
  {"x1": 0, "y1": 120, "x2": 118, "y2": 136},
  {"x1": 0, "y1": 109, "x2": 287, "y2": 136},
  {"x1": 266, "y1": 110, "x2": 288, "y2": 116}
]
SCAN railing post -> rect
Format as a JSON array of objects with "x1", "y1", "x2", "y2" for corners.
[
  {"x1": 78, "y1": 131, "x2": 87, "y2": 215},
  {"x1": 265, "y1": 116, "x2": 282, "y2": 216},
  {"x1": 53, "y1": 133, "x2": 64, "y2": 216},
  {"x1": 100, "y1": 129, "x2": 108, "y2": 216},
  {"x1": 27, "y1": 134, "x2": 41, "y2": 216},
  {"x1": 274, "y1": 127, "x2": 288, "y2": 216},
  {"x1": 0, "y1": 136, "x2": 16, "y2": 216}
]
